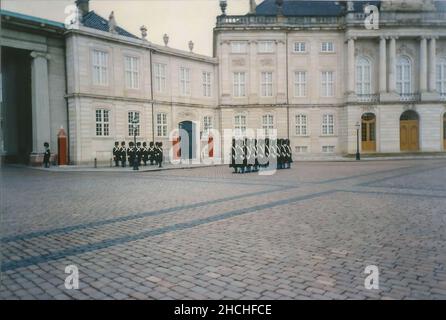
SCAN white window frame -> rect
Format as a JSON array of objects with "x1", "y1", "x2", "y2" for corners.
[
  {"x1": 321, "y1": 41, "x2": 334, "y2": 53},
  {"x1": 95, "y1": 109, "x2": 110, "y2": 136},
  {"x1": 92, "y1": 50, "x2": 108, "y2": 86},
  {"x1": 396, "y1": 56, "x2": 412, "y2": 94},
  {"x1": 436, "y1": 57, "x2": 446, "y2": 94},
  {"x1": 294, "y1": 42, "x2": 306, "y2": 53},
  {"x1": 231, "y1": 41, "x2": 248, "y2": 54},
  {"x1": 154, "y1": 63, "x2": 167, "y2": 93},
  {"x1": 234, "y1": 114, "x2": 247, "y2": 137},
  {"x1": 258, "y1": 41, "x2": 274, "y2": 53},
  {"x1": 128, "y1": 111, "x2": 140, "y2": 137},
  {"x1": 179, "y1": 67, "x2": 191, "y2": 96},
  {"x1": 260, "y1": 71, "x2": 273, "y2": 97},
  {"x1": 233, "y1": 72, "x2": 246, "y2": 97},
  {"x1": 321, "y1": 71, "x2": 334, "y2": 97},
  {"x1": 295, "y1": 114, "x2": 308, "y2": 136},
  {"x1": 294, "y1": 71, "x2": 307, "y2": 97},
  {"x1": 322, "y1": 114, "x2": 335, "y2": 136},
  {"x1": 202, "y1": 71, "x2": 212, "y2": 97},
  {"x1": 156, "y1": 112, "x2": 168, "y2": 137},
  {"x1": 356, "y1": 56, "x2": 371, "y2": 95},
  {"x1": 295, "y1": 146, "x2": 308, "y2": 153},
  {"x1": 262, "y1": 114, "x2": 274, "y2": 136},
  {"x1": 203, "y1": 116, "x2": 213, "y2": 135},
  {"x1": 322, "y1": 145, "x2": 335, "y2": 153},
  {"x1": 124, "y1": 56, "x2": 139, "y2": 89}
]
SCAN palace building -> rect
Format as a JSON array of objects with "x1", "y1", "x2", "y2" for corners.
[{"x1": 1, "y1": 0, "x2": 446, "y2": 165}]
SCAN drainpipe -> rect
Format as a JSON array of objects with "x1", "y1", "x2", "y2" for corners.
[{"x1": 149, "y1": 48, "x2": 155, "y2": 143}]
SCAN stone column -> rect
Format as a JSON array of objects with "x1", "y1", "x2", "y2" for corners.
[
  {"x1": 249, "y1": 40, "x2": 257, "y2": 104},
  {"x1": 30, "y1": 51, "x2": 51, "y2": 160},
  {"x1": 388, "y1": 36, "x2": 397, "y2": 93},
  {"x1": 419, "y1": 36, "x2": 428, "y2": 93},
  {"x1": 347, "y1": 37, "x2": 355, "y2": 95},
  {"x1": 379, "y1": 36, "x2": 387, "y2": 93},
  {"x1": 428, "y1": 37, "x2": 437, "y2": 92}
]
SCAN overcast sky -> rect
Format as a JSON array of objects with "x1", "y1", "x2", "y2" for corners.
[{"x1": 2, "y1": 0, "x2": 251, "y2": 55}]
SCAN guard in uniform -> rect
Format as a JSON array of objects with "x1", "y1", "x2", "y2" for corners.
[
  {"x1": 277, "y1": 139, "x2": 283, "y2": 169},
  {"x1": 253, "y1": 139, "x2": 259, "y2": 172},
  {"x1": 235, "y1": 139, "x2": 245, "y2": 173},
  {"x1": 43, "y1": 142, "x2": 51, "y2": 168},
  {"x1": 257, "y1": 139, "x2": 266, "y2": 168},
  {"x1": 156, "y1": 142, "x2": 163, "y2": 168},
  {"x1": 136, "y1": 142, "x2": 142, "y2": 166},
  {"x1": 230, "y1": 138, "x2": 237, "y2": 173},
  {"x1": 245, "y1": 138, "x2": 252, "y2": 173},
  {"x1": 148, "y1": 142, "x2": 155, "y2": 165},
  {"x1": 142, "y1": 142, "x2": 149, "y2": 166},
  {"x1": 285, "y1": 139, "x2": 293, "y2": 169},
  {"x1": 120, "y1": 141, "x2": 127, "y2": 167},
  {"x1": 113, "y1": 141, "x2": 120, "y2": 167},
  {"x1": 127, "y1": 142, "x2": 135, "y2": 168}
]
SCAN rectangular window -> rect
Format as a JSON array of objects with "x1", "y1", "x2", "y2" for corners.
[
  {"x1": 154, "y1": 63, "x2": 167, "y2": 93},
  {"x1": 180, "y1": 67, "x2": 191, "y2": 96},
  {"x1": 322, "y1": 145, "x2": 335, "y2": 153},
  {"x1": 262, "y1": 114, "x2": 274, "y2": 136},
  {"x1": 92, "y1": 50, "x2": 108, "y2": 85},
  {"x1": 234, "y1": 114, "x2": 246, "y2": 136},
  {"x1": 95, "y1": 109, "x2": 110, "y2": 136},
  {"x1": 322, "y1": 114, "x2": 335, "y2": 136},
  {"x1": 321, "y1": 71, "x2": 334, "y2": 97},
  {"x1": 295, "y1": 146, "x2": 308, "y2": 153},
  {"x1": 260, "y1": 71, "x2": 273, "y2": 97},
  {"x1": 128, "y1": 111, "x2": 140, "y2": 136},
  {"x1": 258, "y1": 41, "x2": 274, "y2": 53},
  {"x1": 294, "y1": 71, "x2": 307, "y2": 97},
  {"x1": 231, "y1": 41, "x2": 247, "y2": 54},
  {"x1": 321, "y1": 41, "x2": 334, "y2": 53},
  {"x1": 202, "y1": 71, "x2": 212, "y2": 97},
  {"x1": 233, "y1": 72, "x2": 246, "y2": 97},
  {"x1": 295, "y1": 114, "x2": 308, "y2": 136},
  {"x1": 156, "y1": 113, "x2": 168, "y2": 137},
  {"x1": 203, "y1": 116, "x2": 213, "y2": 134},
  {"x1": 124, "y1": 56, "x2": 139, "y2": 89},
  {"x1": 294, "y1": 42, "x2": 306, "y2": 53}
]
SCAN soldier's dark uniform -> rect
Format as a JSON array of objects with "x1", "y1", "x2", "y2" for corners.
[
  {"x1": 148, "y1": 142, "x2": 155, "y2": 165},
  {"x1": 142, "y1": 142, "x2": 149, "y2": 166},
  {"x1": 257, "y1": 139, "x2": 266, "y2": 168},
  {"x1": 284, "y1": 139, "x2": 293, "y2": 169},
  {"x1": 127, "y1": 142, "x2": 135, "y2": 168},
  {"x1": 277, "y1": 139, "x2": 284, "y2": 169},
  {"x1": 245, "y1": 138, "x2": 256, "y2": 173},
  {"x1": 234, "y1": 139, "x2": 245, "y2": 173},
  {"x1": 156, "y1": 142, "x2": 163, "y2": 168},
  {"x1": 264, "y1": 138, "x2": 271, "y2": 168},
  {"x1": 120, "y1": 141, "x2": 127, "y2": 167},
  {"x1": 268, "y1": 138, "x2": 277, "y2": 170},
  {"x1": 253, "y1": 139, "x2": 259, "y2": 172},
  {"x1": 136, "y1": 142, "x2": 142, "y2": 166},
  {"x1": 43, "y1": 142, "x2": 51, "y2": 168},
  {"x1": 230, "y1": 138, "x2": 237, "y2": 173},
  {"x1": 113, "y1": 141, "x2": 120, "y2": 167}
]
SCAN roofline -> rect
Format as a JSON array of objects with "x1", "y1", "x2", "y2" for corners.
[
  {"x1": 66, "y1": 26, "x2": 218, "y2": 64},
  {"x1": 1, "y1": 9, "x2": 65, "y2": 29}
]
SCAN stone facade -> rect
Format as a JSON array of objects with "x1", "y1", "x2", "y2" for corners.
[{"x1": 2, "y1": 0, "x2": 446, "y2": 165}]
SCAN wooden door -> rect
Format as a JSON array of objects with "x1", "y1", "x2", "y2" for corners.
[
  {"x1": 361, "y1": 117, "x2": 376, "y2": 152},
  {"x1": 400, "y1": 120, "x2": 419, "y2": 151}
]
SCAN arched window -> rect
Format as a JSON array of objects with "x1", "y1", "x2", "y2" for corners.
[
  {"x1": 396, "y1": 56, "x2": 412, "y2": 94},
  {"x1": 437, "y1": 58, "x2": 446, "y2": 95},
  {"x1": 356, "y1": 56, "x2": 371, "y2": 95}
]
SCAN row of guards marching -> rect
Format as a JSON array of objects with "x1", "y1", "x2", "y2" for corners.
[
  {"x1": 230, "y1": 138, "x2": 293, "y2": 173},
  {"x1": 113, "y1": 141, "x2": 163, "y2": 169}
]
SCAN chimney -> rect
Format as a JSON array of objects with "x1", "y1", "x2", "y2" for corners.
[{"x1": 75, "y1": 0, "x2": 90, "y2": 16}]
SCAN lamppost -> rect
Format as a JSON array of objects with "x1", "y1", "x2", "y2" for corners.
[
  {"x1": 132, "y1": 117, "x2": 139, "y2": 170},
  {"x1": 355, "y1": 121, "x2": 361, "y2": 161}
]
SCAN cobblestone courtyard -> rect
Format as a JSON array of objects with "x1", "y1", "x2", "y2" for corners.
[{"x1": 1, "y1": 160, "x2": 446, "y2": 300}]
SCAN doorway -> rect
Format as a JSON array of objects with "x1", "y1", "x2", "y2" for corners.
[
  {"x1": 1, "y1": 47, "x2": 33, "y2": 163},
  {"x1": 361, "y1": 113, "x2": 376, "y2": 152},
  {"x1": 400, "y1": 110, "x2": 419, "y2": 152},
  {"x1": 179, "y1": 120, "x2": 195, "y2": 160}
]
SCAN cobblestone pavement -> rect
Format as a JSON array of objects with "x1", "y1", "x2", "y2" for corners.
[{"x1": 1, "y1": 160, "x2": 446, "y2": 300}]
